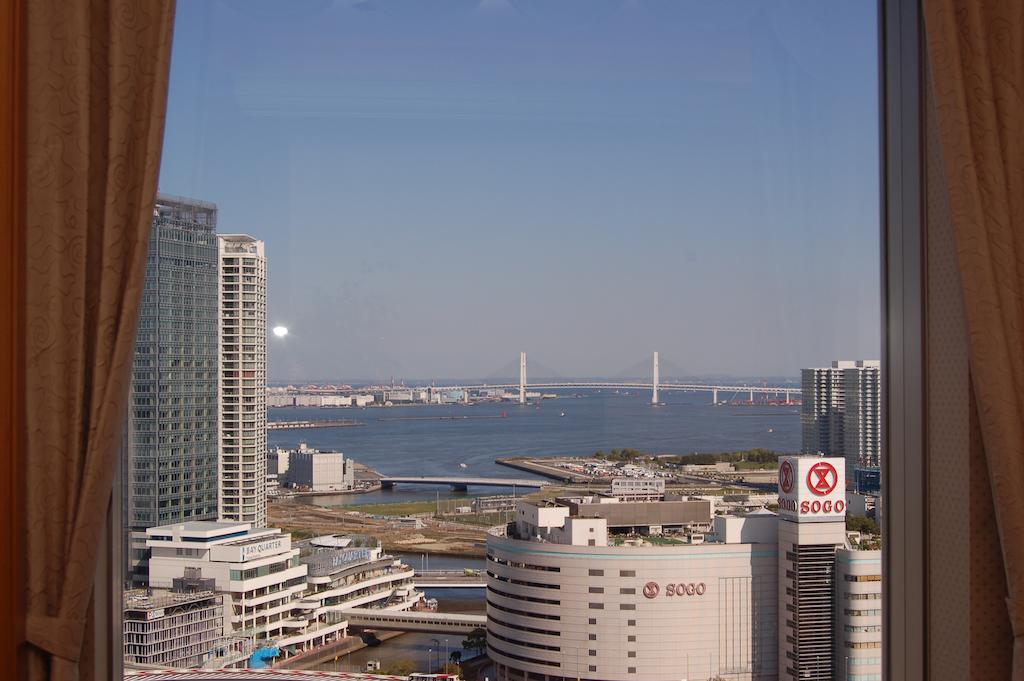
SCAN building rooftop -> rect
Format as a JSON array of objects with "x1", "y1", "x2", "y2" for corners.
[
  {"x1": 147, "y1": 521, "x2": 252, "y2": 538},
  {"x1": 123, "y1": 588, "x2": 219, "y2": 612}
]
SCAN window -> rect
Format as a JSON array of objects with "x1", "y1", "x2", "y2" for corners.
[{"x1": 111, "y1": 2, "x2": 894, "y2": 679}]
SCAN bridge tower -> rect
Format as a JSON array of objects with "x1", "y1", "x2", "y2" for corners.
[
  {"x1": 519, "y1": 351, "x2": 527, "y2": 404},
  {"x1": 651, "y1": 351, "x2": 660, "y2": 405}
]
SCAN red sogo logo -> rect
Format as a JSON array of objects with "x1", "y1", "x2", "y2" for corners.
[
  {"x1": 643, "y1": 582, "x2": 660, "y2": 599},
  {"x1": 779, "y1": 460, "x2": 794, "y2": 494},
  {"x1": 806, "y1": 461, "x2": 839, "y2": 496}
]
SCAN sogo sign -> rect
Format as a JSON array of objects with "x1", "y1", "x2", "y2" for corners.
[
  {"x1": 643, "y1": 581, "x2": 706, "y2": 599},
  {"x1": 776, "y1": 456, "x2": 846, "y2": 521}
]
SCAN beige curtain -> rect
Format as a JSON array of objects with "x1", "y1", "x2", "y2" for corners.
[
  {"x1": 21, "y1": 1, "x2": 175, "y2": 679},
  {"x1": 925, "y1": 0, "x2": 1024, "y2": 677}
]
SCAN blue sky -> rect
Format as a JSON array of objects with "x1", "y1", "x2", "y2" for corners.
[{"x1": 160, "y1": 0, "x2": 880, "y2": 382}]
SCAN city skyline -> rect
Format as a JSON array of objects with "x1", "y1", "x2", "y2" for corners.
[{"x1": 160, "y1": 0, "x2": 881, "y2": 382}]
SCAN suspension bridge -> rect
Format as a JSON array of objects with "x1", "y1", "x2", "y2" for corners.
[{"x1": 426, "y1": 352, "x2": 801, "y2": 406}]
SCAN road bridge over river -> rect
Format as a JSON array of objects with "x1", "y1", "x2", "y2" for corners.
[
  {"x1": 379, "y1": 476, "x2": 546, "y2": 491},
  {"x1": 413, "y1": 570, "x2": 486, "y2": 588},
  {"x1": 340, "y1": 609, "x2": 485, "y2": 634}
]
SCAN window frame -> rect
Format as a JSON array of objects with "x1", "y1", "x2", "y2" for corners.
[{"x1": 880, "y1": 1, "x2": 927, "y2": 680}]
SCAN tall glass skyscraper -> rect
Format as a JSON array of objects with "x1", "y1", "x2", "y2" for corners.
[{"x1": 127, "y1": 194, "x2": 220, "y2": 535}]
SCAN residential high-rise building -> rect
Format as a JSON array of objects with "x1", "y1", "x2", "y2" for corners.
[
  {"x1": 843, "y1": 361, "x2": 882, "y2": 471},
  {"x1": 127, "y1": 195, "x2": 220, "y2": 535},
  {"x1": 217, "y1": 234, "x2": 268, "y2": 527},
  {"x1": 800, "y1": 364, "x2": 847, "y2": 459},
  {"x1": 801, "y1": 360, "x2": 881, "y2": 491}
]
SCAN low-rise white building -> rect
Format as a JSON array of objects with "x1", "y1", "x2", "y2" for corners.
[
  {"x1": 285, "y1": 443, "x2": 356, "y2": 492},
  {"x1": 298, "y1": 538, "x2": 421, "y2": 618},
  {"x1": 610, "y1": 477, "x2": 665, "y2": 501},
  {"x1": 123, "y1": 589, "x2": 232, "y2": 669},
  {"x1": 490, "y1": 501, "x2": 779, "y2": 681},
  {"x1": 489, "y1": 457, "x2": 881, "y2": 681},
  {"x1": 146, "y1": 521, "x2": 346, "y2": 653}
]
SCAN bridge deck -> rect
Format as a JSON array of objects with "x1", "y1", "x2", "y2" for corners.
[
  {"x1": 379, "y1": 475, "x2": 546, "y2": 488},
  {"x1": 427, "y1": 381, "x2": 801, "y2": 394},
  {"x1": 340, "y1": 609, "x2": 485, "y2": 634}
]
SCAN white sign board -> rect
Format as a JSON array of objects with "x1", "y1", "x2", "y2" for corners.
[
  {"x1": 777, "y1": 456, "x2": 846, "y2": 522},
  {"x1": 211, "y1": 536, "x2": 290, "y2": 563}
]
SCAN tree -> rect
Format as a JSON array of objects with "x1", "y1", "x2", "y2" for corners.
[
  {"x1": 846, "y1": 515, "x2": 880, "y2": 535},
  {"x1": 449, "y1": 650, "x2": 462, "y2": 665},
  {"x1": 462, "y1": 627, "x2": 487, "y2": 656}
]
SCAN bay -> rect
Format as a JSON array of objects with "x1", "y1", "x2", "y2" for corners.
[{"x1": 270, "y1": 389, "x2": 798, "y2": 506}]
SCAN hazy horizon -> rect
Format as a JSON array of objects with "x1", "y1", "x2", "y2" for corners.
[{"x1": 161, "y1": 0, "x2": 881, "y2": 381}]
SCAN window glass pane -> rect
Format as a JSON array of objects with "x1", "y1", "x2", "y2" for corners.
[{"x1": 122, "y1": 2, "x2": 882, "y2": 680}]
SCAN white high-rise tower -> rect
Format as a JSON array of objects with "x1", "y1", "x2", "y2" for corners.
[
  {"x1": 801, "y1": 360, "x2": 881, "y2": 491},
  {"x1": 218, "y1": 234, "x2": 267, "y2": 527},
  {"x1": 842, "y1": 361, "x2": 881, "y2": 470}
]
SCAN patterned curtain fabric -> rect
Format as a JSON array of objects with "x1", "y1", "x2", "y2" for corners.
[
  {"x1": 21, "y1": 2, "x2": 175, "y2": 679},
  {"x1": 925, "y1": 0, "x2": 1024, "y2": 677}
]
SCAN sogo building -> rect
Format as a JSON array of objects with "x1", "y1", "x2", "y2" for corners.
[{"x1": 485, "y1": 456, "x2": 876, "y2": 681}]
